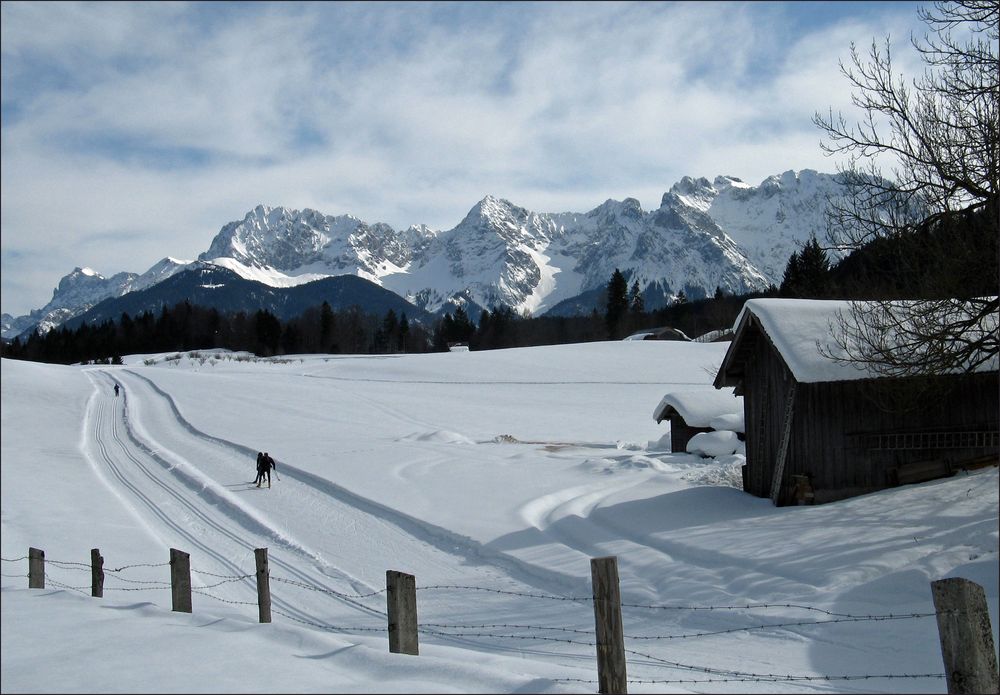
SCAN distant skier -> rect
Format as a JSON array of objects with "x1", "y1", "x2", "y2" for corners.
[
  {"x1": 114, "y1": 384, "x2": 120, "y2": 397},
  {"x1": 254, "y1": 452, "x2": 266, "y2": 487},
  {"x1": 262, "y1": 452, "x2": 276, "y2": 488}
]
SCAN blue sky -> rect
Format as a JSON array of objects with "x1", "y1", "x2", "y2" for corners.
[{"x1": 1, "y1": 0, "x2": 925, "y2": 317}]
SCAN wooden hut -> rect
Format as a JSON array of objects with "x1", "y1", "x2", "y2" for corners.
[
  {"x1": 714, "y1": 299, "x2": 999, "y2": 505},
  {"x1": 653, "y1": 389, "x2": 743, "y2": 453},
  {"x1": 626, "y1": 326, "x2": 692, "y2": 341}
]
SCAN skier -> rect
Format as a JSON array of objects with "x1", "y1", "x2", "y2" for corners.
[
  {"x1": 262, "y1": 452, "x2": 276, "y2": 488},
  {"x1": 254, "y1": 452, "x2": 266, "y2": 487},
  {"x1": 114, "y1": 384, "x2": 120, "y2": 397}
]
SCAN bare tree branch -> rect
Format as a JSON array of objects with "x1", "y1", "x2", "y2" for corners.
[{"x1": 813, "y1": 0, "x2": 999, "y2": 377}]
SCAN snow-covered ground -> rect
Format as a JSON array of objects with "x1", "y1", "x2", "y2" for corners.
[{"x1": 1, "y1": 341, "x2": 997, "y2": 693}]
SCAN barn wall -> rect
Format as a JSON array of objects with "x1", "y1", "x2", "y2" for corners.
[
  {"x1": 729, "y1": 308, "x2": 1000, "y2": 506},
  {"x1": 669, "y1": 416, "x2": 712, "y2": 453},
  {"x1": 783, "y1": 371, "x2": 1000, "y2": 503},
  {"x1": 740, "y1": 328, "x2": 794, "y2": 498}
]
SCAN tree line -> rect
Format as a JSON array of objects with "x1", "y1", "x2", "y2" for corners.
[
  {"x1": 4, "y1": 196, "x2": 992, "y2": 366},
  {"x1": 0, "y1": 302, "x2": 429, "y2": 366},
  {"x1": 0, "y1": 283, "x2": 754, "y2": 365}
]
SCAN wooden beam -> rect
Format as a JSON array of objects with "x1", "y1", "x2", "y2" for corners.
[{"x1": 769, "y1": 381, "x2": 797, "y2": 504}]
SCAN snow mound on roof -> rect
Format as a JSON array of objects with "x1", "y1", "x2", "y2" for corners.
[
  {"x1": 653, "y1": 388, "x2": 742, "y2": 426},
  {"x1": 687, "y1": 430, "x2": 743, "y2": 457},
  {"x1": 710, "y1": 411, "x2": 744, "y2": 432}
]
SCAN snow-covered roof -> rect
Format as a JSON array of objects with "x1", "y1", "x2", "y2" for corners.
[
  {"x1": 717, "y1": 298, "x2": 999, "y2": 385},
  {"x1": 652, "y1": 388, "x2": 742, "y2": 428},
  {"x1": 710, "y1": 411, "x2": 744, "y2": 432},
  {"x1": 624, "y1": 326, "x2": 691, "y2": 342}
]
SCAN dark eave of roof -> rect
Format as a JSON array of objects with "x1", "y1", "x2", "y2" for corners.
[
  {"x1": 653, "y1": 404, "x2": 680, "y2": 423},
  {"x1": 713, "y1": 311, "x2": 759, "y2": 389}
]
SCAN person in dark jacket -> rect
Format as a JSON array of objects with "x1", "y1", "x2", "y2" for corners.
[
  {"x1": 254, "y1": 452, "x2": 266, "y2": 487},
  {"x1": 261, "y1": 452, "x2": 276, "y2": 488},
  {"x1": 114, "y1": 384, "x2": 120, "y2": 397}
]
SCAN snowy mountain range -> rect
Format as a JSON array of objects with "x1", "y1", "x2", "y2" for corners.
[{"x1": 2, "y1": 169, "x2": 846, "y2": 340}]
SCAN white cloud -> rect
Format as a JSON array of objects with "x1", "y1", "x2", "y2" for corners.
[{"x1": 1, "y1": 0, "x2": 925, "y2": 316}]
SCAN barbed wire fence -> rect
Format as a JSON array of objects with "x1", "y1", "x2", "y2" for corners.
[{"x1": 3, "y1": 548, "x2": 997, "y2": 693}]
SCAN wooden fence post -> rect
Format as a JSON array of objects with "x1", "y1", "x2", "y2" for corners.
[
  {"x1": 931, "y1": 577, "x2": 999, "y2": 694},
  {"x1": 169, "y1": 548, "x2": 192, "y2": 613},
  {"x1": 255, "y1": 548, "x2": 271, "y2": 624},
  {"x1": 591, "y1": 556, "x2": 627, "y2": 694},
  {"x1": 28, "y1": 547, "x2": 45, "y2": 589},
  {"x1": 91, "y1": 548, "x2": 104, "y2": 598},
  {"x1": 386, "y1": 570, "x2": 418, "y2": 655}
]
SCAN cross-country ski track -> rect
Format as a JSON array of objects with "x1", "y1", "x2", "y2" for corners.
[{"x1": 80, "y1": 367, "x2": 610, "y2": 669}]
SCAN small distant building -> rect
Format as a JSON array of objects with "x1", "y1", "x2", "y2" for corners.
[
  {"x1": 653, "y1": 389, "x2": 744, "y2": 453},
  {"x1": 694, "y1": 328, "x2": 736, "y2": 343},
  {"x1": 713, "y1": 298, "x2": 999, "y2": 506},
  {"x1": 625, "y1": 326, "x2": 691, "y2": 342},
  {"x1": 448, "y1": 342, "x2": 470, "y2": 352}
]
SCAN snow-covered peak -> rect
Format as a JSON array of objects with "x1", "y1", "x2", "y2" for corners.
[
  {"x1": 692, "y1": 169, "x2": 847, "y2": 284},
  {"x1": 5, "y1": 265, "x2": 141, "y2": 338},
  {"x1": 670, "y1": 176, "x2": 714, "y2": 195},
  {"x1": 758, "y1": 169, "x2": 824, "y2": 197},
  {"x1": 5, "y1": 168, "x2": 860, "y2": 338},
  {"x1": 713, "y1": 175, "x2": 750, "y2": 190},
  {"x1": 461, "y1": 196, "x2": 528, "y2": 227},
  {"x1": 133, "y1": 257, "x2": 194, "y2": 292},
  {"x1": 58, "y1": 267, "x2": 109, "y2": 292},
  {"x1": 665, "y1": 176, "x2": 718, "y2": 212},
  {"x1": 591, "y1": 197, "x2": 645, "y2": 221}
]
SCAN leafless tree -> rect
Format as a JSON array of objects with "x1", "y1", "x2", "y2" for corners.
[
  {"x1": 827, "y1": 296, "x2": 998, "y2": 378},
  {"x1": 814, "y1": 0, "x2": 998, "y2": 377}
]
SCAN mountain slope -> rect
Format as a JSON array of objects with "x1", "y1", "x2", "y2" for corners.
[
  {"x1": 4, "y1": 170, "x2": 852, "y2": 339},
  {"x1": 674, "y1": 170, "x2": 847, "y2": 282},
  {"x1": 60, "y1": 264, "x2": 432, "y2": 332}
]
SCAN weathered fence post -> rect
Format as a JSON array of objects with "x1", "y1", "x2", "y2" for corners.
[
  {"x1": 386, "y1": 570, "x2": 418, "y2": 655},
  {"x1": 91, "y1": 548, "x2": 104, "y2": 598},
  {"x1": 591, "y1": 556, "x2": 627, "y2": 694},
  {"x1": 931, "y1": 577, "x2": 999, "y2": 694},
  {"x1": 255, "y1": 548, "x2": 271, "y2": 624},
  {"x1": 169, "y1": 548, "x2": 192, "y2": 613},
  {"x1": 28, "y1": 547, "x2": 45, "y2": 589}
]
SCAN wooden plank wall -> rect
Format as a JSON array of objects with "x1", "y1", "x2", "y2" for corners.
[
  {"x1": 741, "y1": 327, "x2": 794, "y2": 498},
  {"x1": 786, "y1": 372, "x2": 999, "y2": 502},
  {"x1": 748, "y1": 360, "x2": 999, "y2": 503}
]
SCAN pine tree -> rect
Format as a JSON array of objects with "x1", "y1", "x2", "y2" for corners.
[
  {"x1": 780, "y1": 237, "x2": 830, "y2": 298},
  {"x1": 779, "y1": 250, "x2": 802, "y2": 297},
  {"x1": 398, "y1": 313, "x2": 410, "y2": 352},
  {"x1": 451, "y1": 305, "x2": 475, "y2": 344},
  {"x1": 796, "y1": 237, "x2": 831, "y2": 298},
  {"x1": 319, "y1": 301, "x2": 335, "y2": 353},
  {"x1": 628, "y1": 280, "x2": 645, "y2": 314},
  {"x1": 605, "y1": 268, "x2": 629, "y2": 338}
]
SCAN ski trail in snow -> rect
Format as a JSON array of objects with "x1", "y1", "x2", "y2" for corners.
[
  {"x1": 83, "y1": 370, "x2": 386, "y2": 628},
  {"x1": 80, "y1": 373, "x2": 182, "y2": 551},
  {"x1": 112, "y1": 369, "x2": 595, "y2": 597},
  {"x1": 91, "y1": 367, "x2": 625, "y2": 663}
]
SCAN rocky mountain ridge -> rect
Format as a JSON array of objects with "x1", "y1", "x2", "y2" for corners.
[{"x1": 3, "y1": 169, "x2": 847, "y2": 340}]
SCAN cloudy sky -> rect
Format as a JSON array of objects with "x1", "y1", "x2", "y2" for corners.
[{"x1": 1, "y1": 0, "x2": 925, "y2": 317}]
